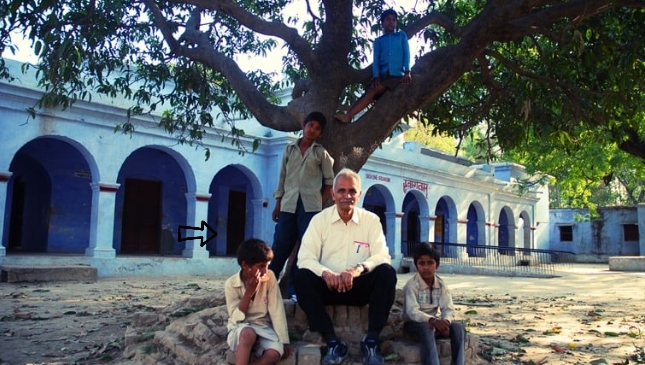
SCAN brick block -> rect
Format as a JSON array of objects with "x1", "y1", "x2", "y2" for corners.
[{"x1": 297, "y1": 344, "x2": 321, "y2": 365}]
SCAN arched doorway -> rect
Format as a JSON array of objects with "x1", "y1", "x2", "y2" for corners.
[
  {"x1": 434, "y1": 196, "x2": 458, "y2": 257},
  {"x1": 401, "y1": 191, "x2": 428, "y2": 256},
  {"x1": 519, "y1": 211, "x2": 531, "y2": 250},
  {"x1": 467, "y1": 201, "x2": 486, "y2": 257},
  {"x1": 114, "y1": 147, "x2": 191, "y2": 255},
  {"x1": 362, "y1": 184, "x2": 395, "y2": 255},
  {"x1": 4, "y1": 137, "x2": 94, "y2": 253},
  {"x1": 498, "y1": 206, "x2": 515, "y2": 255},
  {"x1": 208, "y1": 165, "x2": 261, "y2": 256}
]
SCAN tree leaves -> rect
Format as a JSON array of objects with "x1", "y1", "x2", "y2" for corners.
[{"x1": 1, "y1": 1, "x2": 644, "y2": 171}]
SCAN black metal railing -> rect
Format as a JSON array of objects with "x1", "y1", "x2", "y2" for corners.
[{"x1": 403, "y1": 241, "x2": 576, "y2": 276}]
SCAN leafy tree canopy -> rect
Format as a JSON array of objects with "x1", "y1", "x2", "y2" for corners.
[
  {"x1": 1, "y1": 0, "x2": 644, "y2": 173},
  {"x1": 403, "y1": 121, "x2": 457, "y2": 155}
]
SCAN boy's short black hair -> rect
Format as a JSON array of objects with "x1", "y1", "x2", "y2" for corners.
[
  {"x1": 236, "y1": 238, "x2": 274, "y2": 266},
  {"x1": 413, "y1": 242, "x2": 441, "y2": 267},
  {"x1": 303, "y1": 111, "x2": 327, "y2": 132},
  {"x1": 380, "y1": 9, "x2": 398, "y2": 23}
]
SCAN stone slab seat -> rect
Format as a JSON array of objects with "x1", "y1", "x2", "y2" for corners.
[
  {"x1": 608, "y1": 256, "x2": 645, "y2": 272},
  {"x1": 226, "y1": 300, "x2": 480, "y2": 365},
  {"x1": 0, "y1": 265, "x2": 98, "y2": 283}
]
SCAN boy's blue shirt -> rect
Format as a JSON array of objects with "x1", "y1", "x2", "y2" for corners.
[{"x1": 373, "y1": 30, "x2": 411, "y2": 79}]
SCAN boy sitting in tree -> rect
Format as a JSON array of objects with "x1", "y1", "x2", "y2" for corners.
[{"x1": 335, "y1": 9, "x2": 411, "y2": 124}]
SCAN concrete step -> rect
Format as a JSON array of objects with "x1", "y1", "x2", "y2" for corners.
[{"x1": 0, "y1": 265, "x2": 98, "y2": 283}]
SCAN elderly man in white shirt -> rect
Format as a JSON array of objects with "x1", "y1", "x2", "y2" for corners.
[{"x1": 294, "y1": 168, "x2": 397, "y2": 365}]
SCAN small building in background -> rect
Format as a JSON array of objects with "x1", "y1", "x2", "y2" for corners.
[{"x1": 550, "y1": 206, "x2": 644, "y2": 262}]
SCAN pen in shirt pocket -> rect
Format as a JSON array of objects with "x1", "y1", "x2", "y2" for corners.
[{"x1": 354, "y1": 240, "x2": 370, "y2": 253}]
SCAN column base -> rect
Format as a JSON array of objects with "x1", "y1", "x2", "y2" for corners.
[
  {"x1": 85, "y1": 247, "x2": 116, "y2": 259},
  {"x1": 183, "y1": 249, "x2": 210, "y2": 260}
]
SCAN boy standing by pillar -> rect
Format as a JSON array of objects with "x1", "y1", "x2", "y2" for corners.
[{"x1": 269, "y1": 111, "x2": 334, "y2": 301}]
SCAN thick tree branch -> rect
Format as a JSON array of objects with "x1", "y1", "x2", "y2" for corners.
[
  {"x1": 404, "y1": 11, "x2": 463, "y2": 38},
  {"x1": 478, "y1": 55, "x2": 502, "y2": 92},
  {"x1": 174, "y1": 0, "x2": 315, "y2": 70},
  {"x1": 618, "y1": 128, "x2": 645, "y2": 162},
  {"x1": 144, "y1": 0, "x2": 299, "y2": 132},
  {"x1": 503, "y1": 0, "x2": 645, "y2": 41}
]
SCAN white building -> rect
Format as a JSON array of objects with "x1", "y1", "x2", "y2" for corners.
[{"x1": 0, "y1": 59, "x2": 550, "y2": 277}]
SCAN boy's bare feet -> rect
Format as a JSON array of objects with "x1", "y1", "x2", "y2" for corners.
[{"x1": 334, "y1": 114, "x2": 351, "y2": 123}]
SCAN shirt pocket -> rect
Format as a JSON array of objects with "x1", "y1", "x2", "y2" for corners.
[
  {"x1": 306, "y1": 149, "x2": 322, "y2": 172},
  {"x1": 417, "y1": 288, "x2": 430, "y2": 304}
]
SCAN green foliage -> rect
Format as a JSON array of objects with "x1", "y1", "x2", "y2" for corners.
[
  {"x1": 403, "y1": 120, "x2": 457, "y2": 155},
  {"x1": 417, "y1": 5, "x2": 645, "y2": 208},
  {"x1": 1, "y1": 0, "x2": 644, "y2": 176}
]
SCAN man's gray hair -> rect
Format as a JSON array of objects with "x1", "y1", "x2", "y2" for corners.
[{"x1": 333, "y1": 168, "x2": 362, "y2": 191}]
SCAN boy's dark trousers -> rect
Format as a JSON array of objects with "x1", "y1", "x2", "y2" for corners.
[
  {"x1": 268, "y1": 197, "x2": 317, "y2": 297},
  {"x1": 403, "y1": 320, "x2": 466, "y2": 365}
]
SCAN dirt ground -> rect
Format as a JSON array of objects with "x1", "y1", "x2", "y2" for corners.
[{"x1": 1, "y1": 264, "x2": 644, "y2": 365}]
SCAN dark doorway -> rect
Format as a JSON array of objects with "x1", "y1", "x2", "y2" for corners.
[
  {"x1": 226, "y1": 190, "x2": 246, "y2": 255},
  {"x1": 121, "y1": 178, "x2": 162, "y2": 254},
  {"x1": 8, "y1": 177, "x2": 26, "y2": 251},
  {"x1": 364, "y1": 203, "x2": 387, "y2": 235},
  {"x1": 407, "y1": 210, "x2": 420, "y2": 243},
  {"x1": 434, "y1": 215, "x2": 445, "y2": 243}
]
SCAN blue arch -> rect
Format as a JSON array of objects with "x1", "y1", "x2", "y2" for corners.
[
  {"x1": 208, "y1": 164, "x2": 262, "y2": 256},
  {"x1": 402, "y1": 191, "x2": 427, "y2": 256},
  {"x1": 4, "y1": 137, "x2": 96, "y2": 253},
  {"x1": 467, "y1": 205, "x2": 478, "y2": 255},
  {"x1": 362, "y1": 184, "x2": 396, "y2": 255},
  {"x1": 519, "y1": 210, "x2": 531, "y2": 250},
  {"x1": 467, "y1": 201, "x2": 486, "y2": 256},
  {"x1": 434, "y1": 196, "x2": 458, "y2": 257},
  {"x1": 113, "y1": 146, "x2": 191, "y2": 255},
  {"x1": 363, "y1": 185, "x2": 388, "y2": 233},
  {"x1": 498, "y1": 206, "x2": 515, "y2": 254}
]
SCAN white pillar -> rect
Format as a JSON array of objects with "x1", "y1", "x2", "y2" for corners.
[
  {"x1": 638, "y1": 203, "x2": 645, "y2": 256},
  {"x1": 428, "y1": 215, "x2": 437, "y2": 242},
  {"x1": 216, "y1": 187, "x2": 229, "y2": 255},
  {"x1": 457, "y1": 219, "x2": 468, "y2": 244},
  {"x1": 419, "y1": 214, "x2": 430, "y2": 243},
  {"x1": 0, "y1": 171, "x2": 12, "y2": 256},
  {"x1": 182, "y1": 192, "x2": 211, "y2": 259},
  {"x1": 386, "y1": 212, "x2": 399, "y2": 259},
  {"x1": 456, "y1": 219, "x2": 469, "y2": 260},
  {"x1": 477, "y1": 219, "x2": 486, "y2": 245},
  {"x1": 85, "y1": 182, "x2": 118, "y2": 259},
  {"x1": 251, "y1": 199, "x2": 265, "y2": 238}
]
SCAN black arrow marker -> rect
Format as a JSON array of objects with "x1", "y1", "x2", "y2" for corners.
[{"x1": 178, "y1": 220, "x2": 217, "y2": 247}]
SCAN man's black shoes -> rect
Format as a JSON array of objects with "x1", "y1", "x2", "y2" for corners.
[
  {"x1": 360, "y1": 338, "x2": 384, "y2": 365},
  {"x1": 322, "y1": 339, "x2": 348, "y2": 364}
]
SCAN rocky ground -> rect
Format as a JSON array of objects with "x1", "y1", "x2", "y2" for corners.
[{"x1": 0, "y1": 264, "x2": 644, "y2": 365}]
